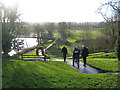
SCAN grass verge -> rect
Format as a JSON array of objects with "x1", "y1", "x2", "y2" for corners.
[
  {"x1": 2, "y1": 59, "x2": 119, "y2": 88},
  {"x1": 80, "y1": 58, "x2": 119, "y2": 72}
]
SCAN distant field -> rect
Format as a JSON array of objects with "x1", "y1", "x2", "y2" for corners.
[
  {"x1": 2, "y1": 59, "x2": 119, "y2": 88},
  {"x1": 66, "y1": 28, "x2": 102, "y2": 41},
  {"x1": 65, "y1": 28, "x2": 102, "y2": 52},
  {"x1": 36, "y1": 28, "x2": 103, "y2": 57}
]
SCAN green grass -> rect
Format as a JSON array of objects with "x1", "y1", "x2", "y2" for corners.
[
  {"x1": 81, "y1": 58, "x2": 119, "y2": 72},
  {"x1": 83, "y1": 52, "x2": 119, "y2": 72},
  {"x1": 90, "y1": 28, "x2": 102, "y2": 36},
  {"x1": 89, "y1": 52, "x2": 116, "y2": 58},
  {"x1": 66, "y1": 28, "x2": 102, "y2": 41},
  {"x1": 2, "y1": 59, "x2": 119, "y2": 88},
  {"x1": 23, "y1": 49, "x2": 37, "y2": 55}
]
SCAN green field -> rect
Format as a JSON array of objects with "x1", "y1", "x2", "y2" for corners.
[
  {"x1": 2, "y1": 59, "x2": 119, "y2": 88},
  {"x1": 66, "y1": 28, "x2": 102, "y2": 41}
]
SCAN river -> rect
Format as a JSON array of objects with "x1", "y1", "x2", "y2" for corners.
[
  {"x1": 8, "y1": 38, "x2": 38, "y2": 56},
  {"x1": 8, "y1": 37, "x2": 60, "y2": 56}
]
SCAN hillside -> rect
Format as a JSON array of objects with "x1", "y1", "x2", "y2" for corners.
[{"x1": 2, "y1": 59, "x2": 119, "y2": 88}]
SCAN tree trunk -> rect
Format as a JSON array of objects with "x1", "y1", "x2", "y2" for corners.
[
  {"x1": 116, "y1": 12, "x2": 120, "y2": 61},
  {"x1": 118, "y1": 11, "x2": 120, "y2": 61},
  {"x1": 117, "y1": 21, "x2": 120, "y2": 61}
]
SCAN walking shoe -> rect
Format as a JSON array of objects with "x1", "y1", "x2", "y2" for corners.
[{"x1": 83, "y1": 65, "x2": 86, "y2": 67}]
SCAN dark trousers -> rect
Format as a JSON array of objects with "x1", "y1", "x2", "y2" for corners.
[
  {"x1": 63, "y1": 53, "x2": 66, "y2": 62},
  {"x1": 83, "y1": 57, "x2": 86, "y2": 66},
  {"x1": 73, "y1": 58, "x2": 79, "y2": 67}
]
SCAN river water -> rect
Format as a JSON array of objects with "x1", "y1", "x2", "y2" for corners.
[
  {"x1": 8, "y1": 37, "x2": 59, "y2": 56},
  {"x1": 8, "y1": 38, "x2": 38, "y2": 56}
]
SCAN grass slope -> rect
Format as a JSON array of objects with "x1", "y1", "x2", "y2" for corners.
[
  {"x1": 2, "y1": 59, "x2": 119, "y2": 88},
  {"x1": 81, "y1": 58, "x2": 119, "y2": 72},
  {"x1": 89, "y1": 52, "x2": 116, "y2": 58},
  {"x1": 85, "y1": 52, "x2": 119, "y2": 72}
]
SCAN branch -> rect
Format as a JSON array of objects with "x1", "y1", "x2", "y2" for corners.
[
  {"x1": 99, "y1": 12, "x2": 109, "y2": 22},
  {"x1": 108, "y1": 1, "x2": 120, "y2": 13}
]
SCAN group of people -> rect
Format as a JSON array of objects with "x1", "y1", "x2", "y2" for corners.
[{"x1": 61, "y1": 45, "x2": 89, "y2": 67}]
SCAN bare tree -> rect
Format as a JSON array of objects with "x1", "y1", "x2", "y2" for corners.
[
  {"x1": 1, "y1": 3, "x2": 23, "y2": 57},
  {"x1": 97, "y1": 0, "x2": 120, "y2": 60},
  {"x1": 44, "y1": 23, "x2": 55, "y2": 38},
  {"x1": 57, "y1": 22, "x2": 70, "y2": 45},
  {"x1": 34, "y1": 24, "x2": 47, "y2": 45}
]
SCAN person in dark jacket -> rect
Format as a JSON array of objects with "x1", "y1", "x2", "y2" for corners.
[
  {"x1": 81, "y1": 45, "x2": 89, "y2": 67},
  {"x1": 73, "y1": 46, "x2": 80, "y2": 67},
  {"x1": 61, "y1": 46, "x2": 68, "y2": 62}
]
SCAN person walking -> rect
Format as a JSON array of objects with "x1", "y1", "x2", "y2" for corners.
[
  {"x1": 61, "y1": 46, "x2": 68, "y2": 62},
  {"x1": 73, "y1": 46, "x2": 80, "y2": 67},
  {"x1": 81, "y1": 45, "x2": 89, "y2": 67}
]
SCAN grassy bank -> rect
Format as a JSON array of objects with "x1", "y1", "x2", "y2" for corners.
[
  {"x1": 69, "y1": 52, "x2": 119, "y2": 72},
  {"x1": 83, "y1": 52, "x2": 119, "y2": 72},
  {"x1": 81, "y1": 58, "x2": 119, "y2": 72},
  {"x1": 2, "y1": 59, "x2": 119, "y2": 88}
]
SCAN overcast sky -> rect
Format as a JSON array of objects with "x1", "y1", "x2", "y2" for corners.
[{"x1": 2, "y1": 0, "x2": 108, "y2": 22}]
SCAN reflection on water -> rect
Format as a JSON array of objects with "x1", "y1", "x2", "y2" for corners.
[
  {"x1": 8, "y1": 38, "x2": 37, "y2": 56},
  {"x1": 18, "y1": 38, "x2": 37, "y2": 48}
]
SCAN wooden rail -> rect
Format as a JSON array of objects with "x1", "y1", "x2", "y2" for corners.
[{"x1": 21, "y1": 55, "x2": 47, "y2": 61}]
